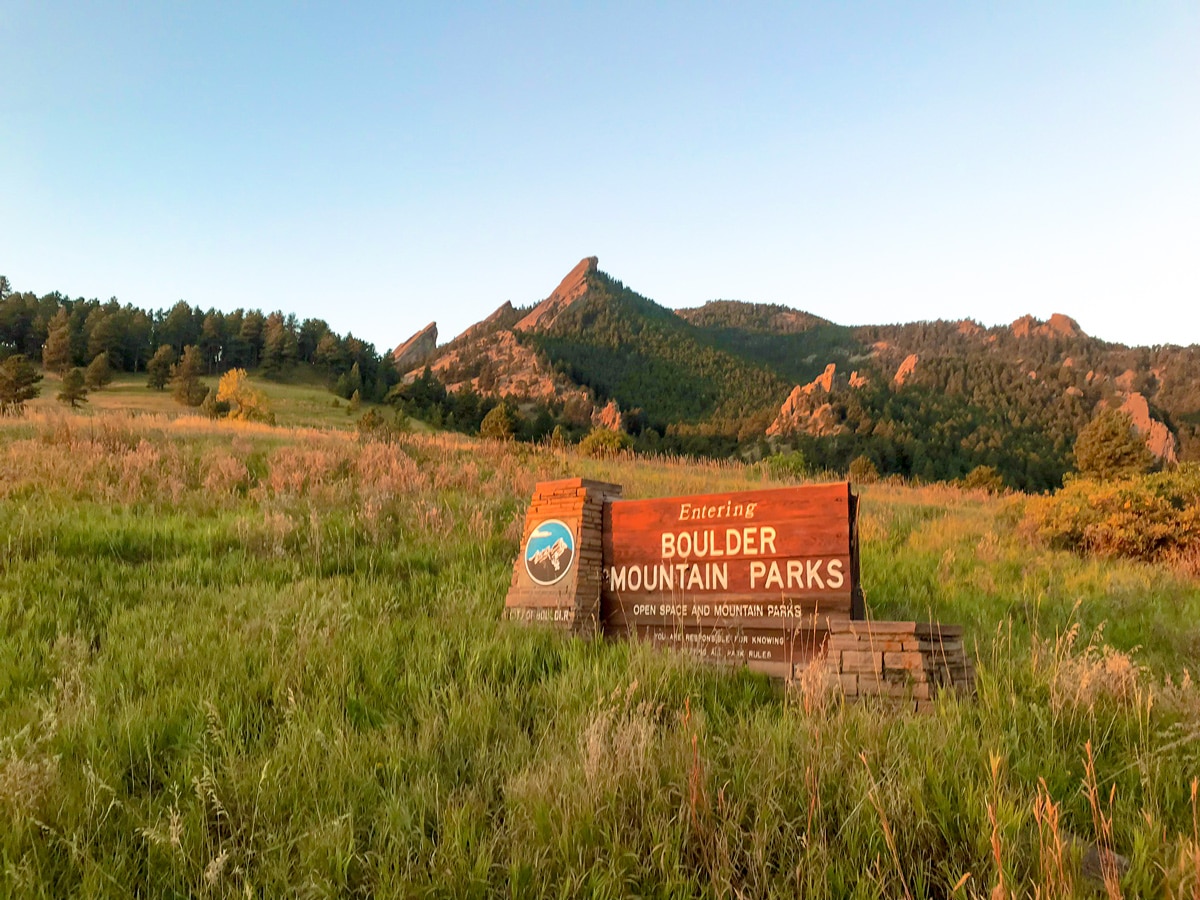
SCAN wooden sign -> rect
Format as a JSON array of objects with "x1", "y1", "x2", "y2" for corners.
[
  {"x1": 506, "y1": 479, "x2": 976, "y2": 703},
  {"x1": 600, "y1": 483, "x2": 862, "y2": 678},
  {"x1": 506, "y1": 480, "x2": 863, "y2": 679}
]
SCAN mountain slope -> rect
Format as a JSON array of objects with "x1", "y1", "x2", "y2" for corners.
[
  {"x1": 524, "y1": 271, "x2": 792, "y2": 426},
  {"x1": 390, "y1": 259, "x2": 1200, "y2": 486}
]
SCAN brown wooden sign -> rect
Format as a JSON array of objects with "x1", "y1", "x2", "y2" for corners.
[
  {"x1": 599, "y1": 482, "x2": 862, "y2": 678},
  {"x1": 505, "y1": 479, "x2": 976, "y2": 702},
  {"x1": 506, "y1": 480, "x2": 864, "y2": 679}
]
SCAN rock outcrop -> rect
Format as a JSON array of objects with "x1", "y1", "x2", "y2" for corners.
[
  {"x1": 1120, "y1": 392, "x2": 1179, "y2": 465},
  {"x1": 1114, "y1": 369, "x2": 1138, "y2": 392},
  {"x1": 893, "y1": 354, "x2": 919, "y2": 387},
  {"x1": 515, "y1": 257, "x2": 598, "y2": 332},
  {"x1": 1011, "y1": 313, "x2": 1083, "y2": 340},
  {"x1": 453, "y1": 301, "x2": 518, "y2": 346},
  {"x1": 397, "y1": 259, "x2": 604, "y2": 408},
  {"x1": 393, "y1": 322, "x2": 438, "y2": 371},
  {"x1": 591, "y1": 399, "x2": 623, "y2": 432},
  {"x1": 849, "y1": 371, "x2": 869, "y2": 389},
  {"x1": 766, "y1": 364, "x2": 845, "y2": 438},
  {"x1": 957, "y1": 320, "x2": 983, "y2": 337},
  {"x1": 812, "y1": 363, "x2": 836, "y2": 393},
  {"x1": 425, "y1": 329, "x2": 588, "y2": 405}
]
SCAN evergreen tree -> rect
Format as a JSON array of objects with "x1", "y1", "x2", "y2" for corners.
[
  {"x1": 146, "y1": 345, "x2": 177, "y2": 390},
  {"x1": 479, "y1": 401, "x2": 515, "y2": 440},
  {"x1": 1073, "y1": 409, "x2": 1155, "y2": 480},
  {"x1": 42, "y1": 308, "x2": 73, "y2": 374},
  {"x1": 85, "y1": 351, "x2": 114, "y2": 390},
  {"x1": 57, "y1": 367, "x2": 88, "y2": 408},
  {"x1": 170, "y1": 345, "x2": 208, "y2": 407},
  {"x1": 0, "y1": 354, "x2": 43, "y2": 415}
]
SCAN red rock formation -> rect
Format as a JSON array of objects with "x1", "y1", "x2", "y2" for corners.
[
  {"x1": 893, "y1": 354, "x2": 918, "y2": 387},
  {"x1": 393, "y1": 322, "x2": 438, "y2": 371},
  {"x1": 1011, "y1": 313, "x2": 1083, "y2": 340},
  {"x1": 1011, "y1": 315, "x2": 1036, "y2": 339},
  {"x1": 849, "y1": 371, "x2": 869, "y2": 389},
  {"x1": 811, "y1": 363, "x2": 836, "y2": 394},
  {"x1": 766, "y1": 365, "x2": 846, "y2": 437},
  {"x1": 426, "y1": 330, "x2": 589, "y2": 406},
  {"x1": 1120, "y1": 392, "x2": 1179, "y2": 465},
  {"x1": 514, "y1": 257, "x2": 598, "y2": 332},
  {"x1": 591, "y1": 399, "x2": 623, "y2": 432},
  {"x1": 453, "y1": 301, "x2": 516, "y2": 345},
  {"x1": 1046, "y1": 313, "x2": 1081, "y2": 337},
  {"x1": 957, "y1": 320, "x2": 983, "y2": 337}
]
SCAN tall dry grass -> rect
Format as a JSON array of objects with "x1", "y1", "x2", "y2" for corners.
[{"x1": 1, "y1": 411, "x2": 1200, "y2": 896}]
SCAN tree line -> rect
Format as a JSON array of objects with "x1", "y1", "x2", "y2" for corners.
[{"x1": 0, "y1": 275, "x2": 400, "y2": 404}]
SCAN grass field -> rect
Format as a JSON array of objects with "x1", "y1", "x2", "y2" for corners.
[
  {"x1": 25, "y1": 370, "x2": 398, "y2": 431},
  {"x1": 1, "y1": 410, "x2": 1199, "y2": 897}
]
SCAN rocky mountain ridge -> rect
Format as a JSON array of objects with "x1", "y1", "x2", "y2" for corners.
[{"x1": 390, "y1": 258, "x2": 1199, "y2": 477}]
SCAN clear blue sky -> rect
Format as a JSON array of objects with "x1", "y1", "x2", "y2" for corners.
[{"x1": 2, "y1": 2, "x2": 1197, "y2": 350}]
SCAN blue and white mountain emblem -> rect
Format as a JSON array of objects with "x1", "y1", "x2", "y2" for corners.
[{"x1": 524, "y1": 519, "x2": 576, "y2": 586}]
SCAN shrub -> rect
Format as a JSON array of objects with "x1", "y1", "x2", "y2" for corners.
[
  {"x1": 579, "y1": 428, "x2": 633, "y2": 457},
  {"x1": 962, "y1": 464, "x2": 1005, "y2": 493},
  {"x1": 216, "y1": 368, "x2": 272, "y2": 422},
  {"x1": 848, "y1": 454, "x2": 879, "y2": 484},
  {"x1": 1025, "y1": 463, "x2": 1200, "y2": 563},
  {"x1": 199, "y1": 389, "x2": 228, "y2": 418},
  {"x1": 762, "y1": 450, "x2": 809, "y2": 483}
]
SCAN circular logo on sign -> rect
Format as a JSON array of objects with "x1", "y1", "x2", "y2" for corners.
[{"x1": 524, "y1": 519, "x2": 576, "y2": 586}]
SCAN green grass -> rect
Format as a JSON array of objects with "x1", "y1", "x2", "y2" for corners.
[
  {"x1": 25, "y1": 369, "x2": 398, "y2": 431},
  {"x1": 1, "y1": 415, "x2": 1198, "y2": 897}
]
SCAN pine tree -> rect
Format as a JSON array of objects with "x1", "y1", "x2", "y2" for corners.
[
  {"x1": 170, "y1": 345, "x2": 208, "y2": 407},
  {"x1": 85, "y1": 351, "x2": 114, "y2": 390},
  {"x1": 146, "y1": 345, "x2": 177, "y2": 390},
  {"x1": 0, "y1": 355, "x2": 43, "y2": 415},
  {"x1": 57, "y1": 367, "x2": 89, "y2": 408},
  {"x1": 1073, "y1": 409, "x2": 1154, "y2": 479},
  {"x1": 479, "y1": 402, "x2": 515, "y2": 440},
  {"x1": 42, "y1": 308, "x2": 73, "y2": 374}
]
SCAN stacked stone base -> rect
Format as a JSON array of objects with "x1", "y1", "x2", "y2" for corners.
[
  {"x1": 504, "y1": 478, "x2": 622, "y2": 636},
  {"x1": 801, "y1": 620, "x2": 975, "y2": 712}
]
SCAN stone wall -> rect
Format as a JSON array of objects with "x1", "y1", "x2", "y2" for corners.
[{"x1": 807, "y1": 620, "x2": 975, "y2": 711}]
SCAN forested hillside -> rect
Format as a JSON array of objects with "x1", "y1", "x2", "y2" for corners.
[
  {"x1": 6, "y1": 259, "x2": 1199, "y2": 494},
  {"x1": 527, "y1": 273, "x2": 792, "y2": 426},
  {"x1": 0, "y1": 275, "x2": 399, "y2": 401},
  {"x1": 386, "y1": 259, "x2": 1199, "y2": 490}
]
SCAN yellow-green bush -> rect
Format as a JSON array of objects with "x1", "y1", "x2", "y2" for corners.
[{"x1": 1026, "y1": 463, "x2": 1200, "y2": 562}]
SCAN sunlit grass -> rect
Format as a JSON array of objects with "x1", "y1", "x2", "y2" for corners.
[{"x1": 1, "y1": 412, "x2": 1198, "y2": 896}]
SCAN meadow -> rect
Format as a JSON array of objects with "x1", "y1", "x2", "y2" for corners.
[{"x1": 1, "y1": 408, "x2": 1199, "y2": 898}]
